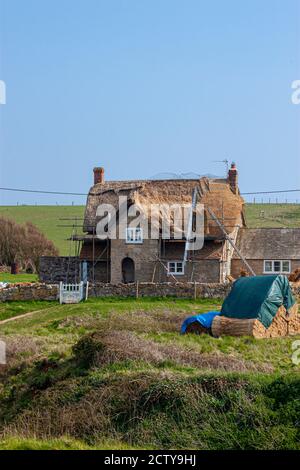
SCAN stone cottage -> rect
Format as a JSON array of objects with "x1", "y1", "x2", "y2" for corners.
[{"x1": 72, "y1": 163, "x2": 245, "y2": 283}]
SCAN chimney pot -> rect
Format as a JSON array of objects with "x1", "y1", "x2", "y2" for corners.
[
  {"x1": 228, "y1": 163, "x2": 238, "y2": 194},
  {"x1": 93, "y1": 167, "x2": 104, "y2": 184}
]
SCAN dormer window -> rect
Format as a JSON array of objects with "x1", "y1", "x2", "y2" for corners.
[{"x1": 126, "y1": 227, "x2": 143, "y2": 244}]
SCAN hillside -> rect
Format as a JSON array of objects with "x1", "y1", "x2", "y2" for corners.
[
  {"x1": 0, "y1": 205, "x2": 85, "y2": 255},
  {"x1": 0, "y1": 203, "x2": 299, "y2": 255},
  {"x1": 0, "y1": 297, "x2": 300, "y2": 450}
]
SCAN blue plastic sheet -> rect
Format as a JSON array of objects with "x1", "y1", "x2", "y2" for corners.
[{"x1": 181, "y1": 311, "x2": 220, "y2": 334}]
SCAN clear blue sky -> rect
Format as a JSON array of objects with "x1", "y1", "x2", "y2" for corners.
[{"x1": 0, "y1": 0, "x2": 299, "y2": 205}]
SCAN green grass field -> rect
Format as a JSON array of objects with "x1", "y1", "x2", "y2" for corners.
[
  {"x1": 0, "y1": 205, "x2": 84, "y2": 255},
  {"x1": 0, "y1": 273, "x2": 38, "y2": 284},
  {"x1": 0, "y1": 203, "x2": 299, "y2": 255},
  {"x1": 0, "y1": 297, "x2": 299, "y2": 450},
  {"x1": 245, "y1": 203, "x2": 300, "y2": 228}
]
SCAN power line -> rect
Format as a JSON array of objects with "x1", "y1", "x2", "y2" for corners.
[
  {"x1": 0, "y1": 187, "x2": 87, "y2": 196},
  {"x1": 0, "y1": 186, "x2": 300, "y2": 197},
  {"x1": 241, "y1": 189, "x2": 300, "y2": 195}
]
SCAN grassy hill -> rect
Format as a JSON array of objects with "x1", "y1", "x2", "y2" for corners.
[
  {"x1": 0, "y1": 297, "x2": 299, "y2": 450},
  {"x1": 0, "y1": 205, "x2": 85, "y2": 255},
  {"x1": 245, "y1": 203, "x2": 300, "y2": 228},
  {"x1": 0, "y1": 203, "x2": 299, "y2": 255}
]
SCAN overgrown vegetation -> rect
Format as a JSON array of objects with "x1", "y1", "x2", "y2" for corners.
[{"x1": 0, "y1": 297, "x2": 299, "y2": 450}]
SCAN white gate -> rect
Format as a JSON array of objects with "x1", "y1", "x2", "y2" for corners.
[{"x1": 59, "y1": 281, "x2": 89, "y2": 304}]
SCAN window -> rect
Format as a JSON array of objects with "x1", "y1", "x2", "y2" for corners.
[
  {"x1": 263, "y1": 260, "x2": 291, "y2": 274},
  {"x1": 167, "y1": 261, "x2": 184, "y2": 275},
  {"x1": 264, "y1": 261, "x2": 273, "y2": 273},
  {"x1": 282, "y1": 261, "x2": 291, "y2": 273},
  {"x1": 126, "y1": 227, "x2": 143, "y2": 244}
]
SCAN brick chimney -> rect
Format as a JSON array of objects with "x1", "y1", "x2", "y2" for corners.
[
  {"x1": 228, "y1": 162, "x2": 238, "y2": 194},
  {"x1": 93, "y1": 167, "x2": 104, "y2": 184}
]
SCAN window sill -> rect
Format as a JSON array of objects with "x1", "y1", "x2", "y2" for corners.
[
  {"x1": 263, "y1": 272, "x2": 290, "y2": 275},
  {"x1": 125, "y1": 241, "x2": 144, "y2": 245}
]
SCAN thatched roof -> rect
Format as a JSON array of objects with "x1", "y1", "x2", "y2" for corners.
[
  {"x1": 233, "y1": 228, "x2": 300, "y2": 259},
  {"x1": 83, "y1": 177, "x2": 245, "y2": 237}
]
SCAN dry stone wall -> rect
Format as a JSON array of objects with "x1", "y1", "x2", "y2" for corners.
[
  {"x1": 0, "y1": 282, "x2": 299, "y2": 303},
  {"x1": 0, "y1": 283, "x2": 58, "y2": 302}
]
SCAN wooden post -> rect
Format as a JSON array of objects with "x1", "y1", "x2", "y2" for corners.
[
  {"x1": 151, "y1": 261, "x2": 157, "y2": 283},
  {"x1": 194, "y1": 281, "x2": 197, "y2": 300},
  {"x1": 92, "y1": 227, "x2": 95, "y2": 286},
  {"x1": 136, "y1": 281, "x2": 139, "y2": 299}
]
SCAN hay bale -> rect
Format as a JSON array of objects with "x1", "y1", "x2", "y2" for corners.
[
  {"x1": 212, "y1": 303, "x2": 300, "y2": 339},
  {"x1": 289, "y1": 268, "x2": 300, "y2": 282},
  {"x1": 212, "y1": 316, "x2": 266, "y2": 339}
]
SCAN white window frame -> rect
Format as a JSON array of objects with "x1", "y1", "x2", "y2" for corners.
[
  {"x1": 167, "y1": 261, "x2": 184, "y2": 276},
  {"x1": 125, "y1": 227, "x2": 143, "y2": 244},
  {"x1": 263, "y1": 260, "x2": 291, "y2": 274}
]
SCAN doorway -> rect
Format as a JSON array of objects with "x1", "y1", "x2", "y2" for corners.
[{"x1": 122, "y1": 257, "x2": 135, "y2": 283}]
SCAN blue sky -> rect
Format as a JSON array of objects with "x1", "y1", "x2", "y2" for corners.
[{"x1": 0, "y1": 0, "x2": 299, "y2": 205}]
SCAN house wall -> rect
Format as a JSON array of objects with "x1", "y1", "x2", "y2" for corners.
[
  {"x1": 110, "y1": 238, "x2": 159, "y2": 283},
  {"x1": 231, "y1": 259, "x2": 300, "y2": 278},
  {"x1": 157, "y1": 259, "x2": 220, "y2": 283},
  {"x1": 79, "y1": 237, "x2": 224, "y2": 283},
  {"x1": 158, "y1": 241, "x2": 221, "y2": 283}
]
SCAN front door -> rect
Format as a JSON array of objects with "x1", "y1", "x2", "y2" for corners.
[{"x1": 122, "y1": 257, "x2": 135, "y2": 283}]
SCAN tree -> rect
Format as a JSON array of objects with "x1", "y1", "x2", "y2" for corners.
[
  {"x1": 0, "y1": 217, "x2": 58, "y2": 273},
  {"x1": 22, "y1": 222, "x2": 58, "y2": 272}
]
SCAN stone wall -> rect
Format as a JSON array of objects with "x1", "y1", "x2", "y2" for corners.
[
  {"x1": 88, "y1": 282, "x2": 231, "y2": 299},
  {"x1": 0, "y1": 283, "x2": 58, "y2": 302},
  {"x1": 40, "y1": 256, "x2": 81, "y2": 283},
  {"x1": 0, "y1": 281, "x2": 299, "y2": 303}
]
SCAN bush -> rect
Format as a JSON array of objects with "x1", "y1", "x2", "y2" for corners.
[
  {"x1": 72, "y1": 334, "x2": 105, "y2": 368},
  {"x1": 0, "y1": 217, "x2": 58, "y2": 273}
]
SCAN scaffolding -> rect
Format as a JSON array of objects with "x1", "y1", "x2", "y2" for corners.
[{"x1": 58, "y1": 190, "x2": 254, "y2": 286}]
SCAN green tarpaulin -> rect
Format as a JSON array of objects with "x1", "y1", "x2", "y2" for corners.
[{"x1": 221, "y1": 275, "x2": 296, "y2": 328}]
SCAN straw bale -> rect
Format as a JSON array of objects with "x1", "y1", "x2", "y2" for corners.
[
  {"x1": 211, "y1": 303, "x2": 300, "y2": 339},
  {"x1": 289, "y1": 268, "x2": 300, "y2": 282}
]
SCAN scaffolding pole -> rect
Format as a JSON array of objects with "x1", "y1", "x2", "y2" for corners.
[{"x1": 206, "y1": 206, "x2": 256, "y2": 276}]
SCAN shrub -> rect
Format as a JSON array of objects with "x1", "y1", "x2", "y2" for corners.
[{"x1": 72, "y1": 334, "x2": 105, "y2": 368}]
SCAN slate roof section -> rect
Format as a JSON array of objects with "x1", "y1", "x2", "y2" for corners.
[{"x1": 233, "y1": 228, "x2": 300, "y2": 259}]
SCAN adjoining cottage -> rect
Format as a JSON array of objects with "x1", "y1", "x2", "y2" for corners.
[{"x1": 231, "y1": 228, "x2": 300, "y2": 277}]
